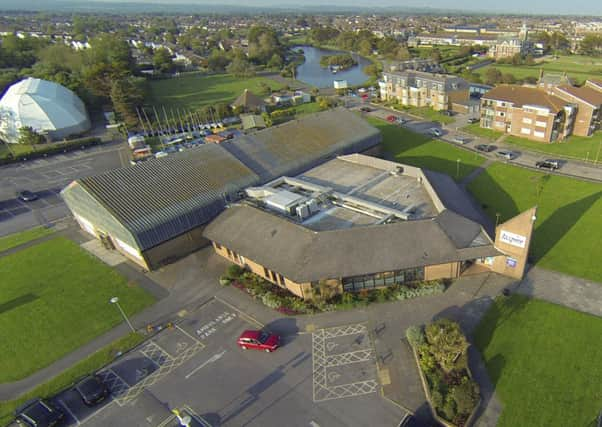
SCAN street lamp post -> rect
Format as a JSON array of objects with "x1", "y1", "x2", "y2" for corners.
[
  {"x1": 109, "y1": 296, "x2": 136, "y2": 332},
  {"x1": 456, "y1": 158, "x2": 461, "y2": 178}
]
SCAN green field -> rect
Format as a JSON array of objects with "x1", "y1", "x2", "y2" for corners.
[
  {"x1": 476, "y1": 55, "x2": 602, "y2": 85},
  {"x1": 504, "y1": 132, "x2": 602, "y2": 163},
  {"x1": 468, "y1": 163, "x2": 602, "y2": 281},
  {"x1": 0, "y1": 332, "x2": 145, "y2": 426},
  {"x1": 401, "y1": 106, "x2": 455, "y2": 124},
  {"x1": 461, "y1": 123, "x2": 504, "y2": 140},
  {"x1": 0, "y1": 237, "x2": 155, "y2": 382},
  {"x1": 474, "y1": 295, "x2": 602, "y2": 427},
  {"x1": 147, "y1": 73, "x2": 285, "y2": 110},
  {"x1": 368, "y1": 117, "x2": 486, "y2": 181},
  {"x1": 0, "y1": 226, "x2": 55, "y2": 252}
]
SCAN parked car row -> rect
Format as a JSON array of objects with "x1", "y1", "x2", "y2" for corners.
[{"x1": 14, "y1": 375, "x2": 109, "y2": 426}]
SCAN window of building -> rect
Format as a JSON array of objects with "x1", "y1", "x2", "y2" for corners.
[
  {"x1": 278, "y1": 274, "x2": 286, "y2": 286},
  {"x1": 270, "y1": 270, "x2": 277, "y2": 282},
  {"x1": 226, "y1": 248, "x2": 232, "y2": 258},
  {"x1": 535, "y1": 121, "x2": 547, "y2": 128},
  {"x1": 214, "y1": 242, "x2": 222, "y2": 249},
  {"x1": 533, "y1": 131, "x2": 545, "y2": 138},
  {"x1": 263, "y1": 267, "x2": 269, "y2": 277},
  {"x1": 496, "y1": 111, "x2": 505, "y2": 117},
  {"x1": 342, "y1": 267, "x2": 425, "y2": 292},
  {"x1": 522, "y1": 117, "x2": 532, "y2": 124},
  {"x1": 521, "y1": 127, "x2": 531, "y2": 135}
]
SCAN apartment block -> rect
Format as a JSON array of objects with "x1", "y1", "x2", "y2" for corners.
[
  {"x1": 487, "y1": 39, "x2": 525, "y2": 59},
  {"x1": 551, "y1": 82, "x2": 602, "y2": 137},
  {"x1": 480, "y1": 85, "x2": 575, "y2": 142},
  {"x1": 379, "y1": 70, "x2": 470, "y2": 111}
]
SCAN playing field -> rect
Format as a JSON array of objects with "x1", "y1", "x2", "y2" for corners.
[
  {"x1": 468, "y1": 163, "x2": 602, "y2": 281},
  {"x1": 0, "y1": 237, "x2": 155, "y2": 382},
  {"x1": 367, "y1": 117, "x2": 486, "y2": 181},
  {"x1": 476, "y1": 55, "x2": 602, "y2": 85},
  {"x1": 147, "y1": 73, "x2": 285, "y2": 110},
  {"x1": 474, "y1": 295, "x2": 602, "y2": 427}
]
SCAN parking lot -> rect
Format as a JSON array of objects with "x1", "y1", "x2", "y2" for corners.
[{"x1": 40, "y1": 298, "x2": 405, "y2": 427}]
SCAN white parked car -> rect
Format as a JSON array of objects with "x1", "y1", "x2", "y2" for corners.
[
  {"x1": 429, "y1": 128, "x2": 442, "y2": 137},
  {"x1": 496, "y1": 150, "x2": 517, "y2": 160}
]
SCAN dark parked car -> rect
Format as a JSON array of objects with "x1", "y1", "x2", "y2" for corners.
[
  {"x1": 475, "y1": 144, "x2": 496, "y2": 153},
  {"x1": 359, "y1": 106, "x2": 373, "y2": 112},
  {"x1": 535, "y1": 159, "x2": 560, "y2": 170},
  {"x1": 15, "y1": 399, "x2": 64, "y2": 427},
  {"x1": 74, "y1": 375, "x2": 109, "y2": 406},
  {"x1": 467, "y1": 117, "x2": 480, "y2": 124},
  {"x1": 442, "y1": 110, "x2": 454, "y2": 116},
  {"x1": 17, "y1": 190, "x2": 38, "y2": 202}
]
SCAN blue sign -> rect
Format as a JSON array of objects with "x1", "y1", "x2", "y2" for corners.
[{"x1": 506, "y1": 257, "x2": 517, "y2": 268}]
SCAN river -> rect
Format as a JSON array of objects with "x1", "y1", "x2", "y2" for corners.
[{"x1": 293, "y1": 45, "x2": 371, "y2": 89}]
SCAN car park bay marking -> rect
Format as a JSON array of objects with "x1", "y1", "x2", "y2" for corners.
[
  {"x1": 175, "y1": 324, "x2": 206, "y2": 347},
  {"x1": 185, "y1": 350, "x2": 227, "y2": 379},
  {"x1": 57, "y1": 398, "x2": 80, "y2": 425}
]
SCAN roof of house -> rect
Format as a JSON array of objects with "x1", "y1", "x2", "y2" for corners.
[
  {"x1": 587, "y1": 79, "x2": 602, "y2": 89},
  {"x1": 70, "y1": 144, "x2": 260, "y2": 250},
  {"x1": 203, "y1": 204, "x2": 499, "y2": 283},
  {"x1": 556, "y1": 85, "x2": 602, "y2": 107},
  {"x1": 221, "y1": 107, "x2": 381, "y2": 181},
  {"x1": 482, "y1": 85, "x2": 567, "y2": 113},
  {"x1": 240, "y1": 113, "x2": 266, "y2": 130},
  {"x1": 231, "y1": 89, "x2": 266, "y2": 109},
  {"x1": 539, "y1": 72, "x2": 574, "y2": 87}
]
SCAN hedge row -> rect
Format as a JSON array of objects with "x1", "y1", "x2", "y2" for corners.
[{"x1": 0, "y1": 137, "x2": 103, "y2": 165}]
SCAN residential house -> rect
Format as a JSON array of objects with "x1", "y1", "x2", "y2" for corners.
[{"x1": 551, "y1": 82, "x2": 602, "y2": 137}]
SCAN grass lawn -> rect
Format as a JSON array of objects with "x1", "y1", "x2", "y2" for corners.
[
  {"x1": 391, "y1": 105, "x2": 455, "y2": 124},
  {"x1": 474, "y1": 295, "x2": 602, "y2": 427},
  {"x1": 476, "y1": 55, "x2": 602, "y2": 85},
  {"x1": 0, "y1": 143, "x2": 36, "y2": 160},
  {"x1": 368, "y1": 117, "x2": 486, "y2": 181},
  {"x1": 147, "y1": 73, "x2": 285, "y2": 110},
  {"x1": 468, "y1": 163, "x2": 602, "y2": 281},
  {"x1": 0, "y1": 237, "x2": 155, "y2": 382},
  {"x1": 504, "y1": 132, "x2": 602, "y2": 163},
  {"x1": 0, "y1": 226, "x2": 55, "y2": 252},
  {"x1": 0, "y1": 332, "x2": 145, "y2": 426},
  {"x1": 461, "y1": 123, "x2": 504, "y2": 140}
]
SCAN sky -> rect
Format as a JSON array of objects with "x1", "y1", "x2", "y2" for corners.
[
  {"x1": 4, "y1": 0, "x2": 602, "y2": 15},
  {"x1": 90, "y1": 0, "x2": 602, "y2": 15}
]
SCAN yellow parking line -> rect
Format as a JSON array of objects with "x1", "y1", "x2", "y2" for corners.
[
  {"x1": 214, "y1": 296, "x2": 264, "y2": 328},
  {"x1": 175, "y1": 324, "x2": 206, "y2": 348}
]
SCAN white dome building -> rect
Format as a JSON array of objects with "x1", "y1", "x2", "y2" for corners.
[{"x1": 0, "y1": 78, "x2": 91, "y2": 144}]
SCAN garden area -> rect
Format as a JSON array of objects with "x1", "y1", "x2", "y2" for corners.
[
  {"x1": 0, "y1": 237, "x2": 155, "y2": 382},
  {"x1": 146, "y1": 72, "x2": 286, "y2": 110},
  {"x1": 467, "y1": 163, "x2": 602, "y2": 282},
  {"x1": 0, "y1": 136, "x2": 103, "y2": 164},
  {"x1": 367, "y1": 117, "x2": 486, "y2": 181},
  {"x1": 220, "y1": 264, "x2": 447, "y2": 314},
  {"x1": 473, "y1": 295, "x2": 602, "y2": 427},
  {"x1": 384, "y1": 103, "x2": 455, "y2": 124},
  {"x1": 406, "y1": 319, "x2": 480, "y2": 427}
]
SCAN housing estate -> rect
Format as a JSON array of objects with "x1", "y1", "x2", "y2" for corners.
[
  {"x1": 379, "y1": 70, "x2": 470, "y2": 112},
  {"x1": 204, "y1": 155, "x2": 536, "y2": 300}
]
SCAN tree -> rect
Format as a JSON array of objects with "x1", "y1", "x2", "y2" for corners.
[
  {"x1": 501, "y1": 73, "x2": 516, "y2": 84},
  {"x1": 110, "y1": 77, "x2": 147, "y2": 130},
  {"x1": 424, "y1": 319, "x2": 468, "y2": 372},
  {"x1": 207, "y1": 49, "x2": 231, "y2": 72},
  {"x1": 394, "y1": 46, "x2": 412, "y2": 61},
  {"x1": 485, "y1": 68, "x2": 502, "y2": 85},
  {"x1": 430, "y1": 48, "x2": 442, "y2": 62},
  {"x1": 267, "y1": 53, "x2": 283, "y2": 70},
  {"x1": 579, "y1": 33, "x2": 602, "y2": 56},
  {"x1": 226, "y1": 57, "x2": 255, "y2": 78},
  {"x1": 153, "y1": 47, "x2": 175, "y2": 74},
  {"x1": 363, "y1": 63, "x2": 379, "y2": 79},
  {"x1": 18, "y1": 126, "x2": 45, "y2": 145}
]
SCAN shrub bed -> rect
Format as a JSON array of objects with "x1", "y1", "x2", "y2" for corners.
[
  {"x1": 407, "y1": 320, "x2": 480, "y2": 427},
  {"x1": 220, "y1": 264, "x2": 447, "y2": 315}
]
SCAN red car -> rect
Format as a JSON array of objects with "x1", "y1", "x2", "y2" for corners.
[
  {"x1": 237, "y1": 330, "x2": 280, "y2": 352},
  {"x1": 386, "y1": 115, "x2": 397, "y2": 123}
]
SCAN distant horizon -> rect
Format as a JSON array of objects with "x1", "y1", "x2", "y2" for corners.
[{"x1": 1, "y1": 0, "x2": 602, "y2": 16}]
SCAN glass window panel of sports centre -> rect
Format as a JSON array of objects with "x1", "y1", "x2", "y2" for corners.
[{"x1": 342, "y1": 267, "x2": 425, "y2": 292}]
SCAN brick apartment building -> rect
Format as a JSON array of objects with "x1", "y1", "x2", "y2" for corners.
[
  {"x1": 379, "y1": 70, "x2": 470, "y2": 112},
  {"x1": 480, "y1": 85, "x2": 576, "y2": 142},
  {"x1": 550, "y1": 82, "x2": 602, "y2": 137}
]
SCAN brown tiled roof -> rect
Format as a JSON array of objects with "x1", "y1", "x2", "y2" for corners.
[
  {"x1": 555, "y1": 85, "x2": 602, "y2": 107},
  {"x1": 483, "y1": 85, "x2": 567, "y2": 113},
  {"x1": 587, "y1": 79, "x2": 602, "y2": 90}
]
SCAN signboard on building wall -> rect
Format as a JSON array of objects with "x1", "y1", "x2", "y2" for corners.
[{"x1": 500, "y1": 230, "x2": 527, "y2": 249}]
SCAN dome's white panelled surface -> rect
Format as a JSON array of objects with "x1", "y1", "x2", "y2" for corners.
[{"x1": 0, "y1": 78, "x2": 91, "y2": 143}]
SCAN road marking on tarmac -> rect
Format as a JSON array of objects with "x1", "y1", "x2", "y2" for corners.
[
  {"x1": 185, "y1": 350, "x2": 227, "y2": 379},
  {"x1": 58, "y1": 399, "x2": 80, "y2": 425}
]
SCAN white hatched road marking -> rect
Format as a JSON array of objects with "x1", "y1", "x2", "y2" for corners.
[{"x1": 312, "y1": 324, "x2": 378, "y2": 402}]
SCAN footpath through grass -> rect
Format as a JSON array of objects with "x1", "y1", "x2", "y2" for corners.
[
  {"x1": 0, "y1": 226, "x2": 55, "y2": 252},
  {"x1": 0, "y1": 333, "x2": 145, "y2": 426},
  {"x1": 0, "y1": 237, "x2": 155, "y2": 383},
  {"x1": 147, "y1": 73, "x2": 285, "y2": 110},
  {"x1": 468, "y1": 163, "x2": 602, "y2": 281},
  {"x1": 368, "y1": 117, "x2": 485, "y2": 181},
  {"x1": 474, "y1": 295, "x2": 602, "y2": 427}
]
